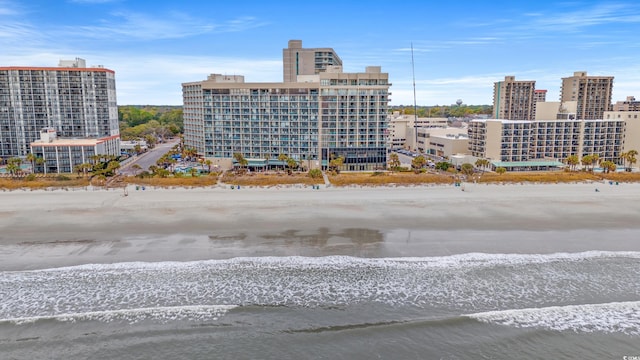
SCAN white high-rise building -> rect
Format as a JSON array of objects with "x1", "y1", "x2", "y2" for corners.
[{"x1": 0, "y1": 58, "x2": 119, "y2": 162}]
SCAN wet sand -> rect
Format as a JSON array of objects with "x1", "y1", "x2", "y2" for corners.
[{"x1": 1, "y1": 182, "x2": 639, "y2": 270}]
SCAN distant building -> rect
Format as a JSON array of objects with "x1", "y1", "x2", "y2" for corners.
[
  {"x1": 613, "y1": 96, "x2": 640, "y2": 112},
  {"x1": 468, "y1": 118, "x2": 626, "y2": 171},
  {"x1": 387, "y1": 111, "x2": 447, "y2": 150},
  {"x1": 416, "y1": 127, "x2": 468, "y2": 159},
  {"x1": 493, "y1": 76, "x2": 537, "y2": 120},
  {"x1": 183, "y1": 41, "x2": 390, "y2": 171},
  {"x1": 30, "y1": 128, "x2": 120, "y2": 174},
  {"x1": 533, "y1": 89, "x2": 547, "y2": 119},
  {"x1": 0, "y1": 58, "x2": 119, "y2": 160},
  {"x1": 282, "y1": 40, "x2": 343, "y2": 83},
  {"x1": 120, "y1": 139, "x2": 148, "y2": 154},
  {"x1": 560, "y1": 71, "x2": 613, "y2": 120}
]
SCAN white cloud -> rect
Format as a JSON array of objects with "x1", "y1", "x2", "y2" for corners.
[
  {"x1": 98, "y1": 54, "x2": 282, "y2": 105},
  {"x1": 0, "y1": 0, "x2": 19, "y2": 16},
  {"x1": 68, "y1": 0, "x2": 120, "y2": 3},
  {"x1": 533, "y1": 3, "x2": 640, "y2": 32},
  {"x1": 67, "y1": 12, "x2": 267, "y2": 40}
]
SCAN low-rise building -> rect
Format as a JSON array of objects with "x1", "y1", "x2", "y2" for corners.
[
  {"x1": 468, "y1": 118, "x2": 626, "y2": 171},
  {"x1": 416, "y1": 127, "x2": 468, "y2": 159},
  {"x1": 30, "y1": 128, "x2": 120, "y2": 174}
]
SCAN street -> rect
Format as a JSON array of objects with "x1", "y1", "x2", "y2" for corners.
[{"x1": 119, "y1": 138, "x2": 180, "y2": 176}]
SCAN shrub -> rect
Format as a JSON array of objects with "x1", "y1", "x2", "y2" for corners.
[
  {"x1": 308, "y1": 168, "x2": 323, "y2": 179},
  {"x1": 56, "y1": 175, "x2": 71, "y2": 181},
  {"x1": 25, "y1": 174, "x2": 36, "y2": 181}
]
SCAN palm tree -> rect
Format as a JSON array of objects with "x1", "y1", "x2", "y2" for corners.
[
  {"x1": 6, "y1": 162, "x2": 19, "y2": 177},
  {"x1": 6, "y1": 157, "x2": 22, "y2": 177},
  {"x1": 622, "y1": 150, "x2": 638, "y2": 172},
  {"x1": 411, "y1": 155, "x2": 426, "y2": 173},
  {"x1": 328, "y1": 154, "x2": 345, "y2": 173},
  {"x1": 35, "y1": 157, "x2": 45, "y2": 175},
  {"x1": 592, "y1": 154, "x2": 601, "y2": 169},
  {"x1": 460, "y1": 163, "x2": 475, "y2": 176},
  {"x1": 278, "y1": 153, "x2": 288, "y2": 172},
  {"x1": 627, "y1": 150, "x2": 638, "y2": 172},
  {"x1": 204, "y1": 159, "x2": 212, "y2": 173},
  {"x1": 565, "y1": 155, "x2": 579, "y2": 171},
  {"x1": 388, "y1": 153, "x2": 400, "y2": 171},
  {"x1": 286, "y1": 157, "x2": 298, "y2": 173},
  {"x1": 263, "y1": 154, "x2": 270, "y2": 172},
  {"x1": 26, "y1": 152, "x2": 36, "y2": 173},
  {"x1": 474, "y1": 158, "x2": 490, "y2": 173},
  {"x1": 131, "y1": 164, "x2": 142, "y2": 176},
  {"x1": 600, "y1": 160, "x2": 616, "y2": 174},
  {"x1": 233, "y1": 152, "x2": 248, "y2": 172},
  {"x1": 581, "y1": 154, "x2": 593, "y2": 172},
  {"x1": 620, "y1": 151, "x2": 628, "y2": 170}
]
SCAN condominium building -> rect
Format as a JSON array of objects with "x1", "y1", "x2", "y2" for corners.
[
  {"x1": 604, "y1": 111, "x2": 640, "y2": 153},
  {"x1": 560, "y1": 71, "x2": 613, "y2": 120},
  {"x1": 493, "y1": 76, "x2": 537, "y2": 120},
  {"x1": 183, "y1": 55, "x2": 390, "y2": 171},
  {"x1": 468, "y1": 118, "x2": 625, "y2": 170},
  {"x1": 534, "y1": 89, "x2": 547, "y2": 104},
  {"x1": 30, "y1": 128, "x2": 120, "y2": 174},
  {"x1": 0, "y1": 58, "x2": 119, "y2": 160},
  {"x1": 613, "y1": 96, "x2": 640, "y2": 111},
  {"x1": 533, "y1": 89, "x2": 547, "y2": 120},
  {"x1": 283, "y1": 40, "x2": 343, "y2": 83}
]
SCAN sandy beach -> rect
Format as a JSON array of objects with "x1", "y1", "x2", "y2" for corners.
[{"x1": 1, "y1": 181, "x2": 640, "y2": 270}]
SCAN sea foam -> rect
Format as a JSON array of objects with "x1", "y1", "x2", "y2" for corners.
[
  {"x1": 0, "y1": 305, "x2": 237, "y2": 325},
  {"x1": 2, "y1": 252, "x2": 639, "y2": 323},
  {"x1": 468, "y1": 301, "x2": 640, "y2": 336}
]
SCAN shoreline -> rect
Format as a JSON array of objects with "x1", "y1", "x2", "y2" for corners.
[{"x1": 1, "y1": 182, "x2": 640, "y2": 271}]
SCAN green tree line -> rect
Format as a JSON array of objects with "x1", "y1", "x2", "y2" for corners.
[
  {"x1": 390, "y1": 105, "x2": 492, "y2": 118},
  {"x1": 118, "y1": 106, "x2": 183, "y2": 142}
]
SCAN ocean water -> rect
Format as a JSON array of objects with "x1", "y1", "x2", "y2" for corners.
[{"x1": 1, "y1": 251, "x2": 640, "y2": 359}]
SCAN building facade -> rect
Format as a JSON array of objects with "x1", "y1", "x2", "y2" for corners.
[
  {"x1": 0, "y1": 58, "x2": 119, "y2": 160},
  {"x1": 30, "y1": 128, "x2": 120, "y2": 174},
  {"x1": 283, "y1": 40, "x2": 343, "y2": 83},
  {"x1": 613, "y1": 96, "x2": 640, "y2": 112},
  {"x1": 468, "y1": 118, "x2": 625, "y2": 168},
  {"x1": 560, "y1": 71, "x2": 613, "y2": 120},
  {"x1": 416, "y1": 127, "x2": 468, "y2": 159},
  {"x1": 183, "y1": 61, "x2": 390, "y2": 171},
  {"x1": 493, "y1": 76, "x2": 537, "y2": 120}
]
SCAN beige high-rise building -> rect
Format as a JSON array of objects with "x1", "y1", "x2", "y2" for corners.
[
  {"x1": 560, "y1": 71, "x2": 613, "y2": 120},
  {"x1": 183, "y1": 46, "x2": 389, "y2": 171},
  {"x1": 613, "y1": 96, "x2": 640, "y2": 111},
  {"x1": 493, "y1": 76, "x2": 537, "y2": 120},
  {"x1": 282, "y1": 40, "x2": 343, "y2": 83}
]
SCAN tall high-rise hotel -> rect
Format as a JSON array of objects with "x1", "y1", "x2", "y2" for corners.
[
  {"x1": 0, "y1": 58, "x2": 119, "y2": 159},
  {"x1": 183, "y1": 40, "x2": 390, "y2": 171},
  {"x1": 493, "y1": 76, "x2": 539, "y2": 120},
  {"x1": 560, "y1": 71, "x2": 613, "y2": 120}
]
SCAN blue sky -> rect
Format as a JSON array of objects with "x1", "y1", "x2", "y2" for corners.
[{"x1": 2, "y1": 0, "x2": 640, "y2": 106}]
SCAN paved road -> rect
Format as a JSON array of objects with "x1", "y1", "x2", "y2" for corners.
[{"x1": 119, "y1": 139, "x2": 180, "y2": 176}]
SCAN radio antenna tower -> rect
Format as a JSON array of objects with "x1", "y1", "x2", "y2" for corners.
[{"x1": 411, "y1": 42, "x2": 418, "y2": 151}]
